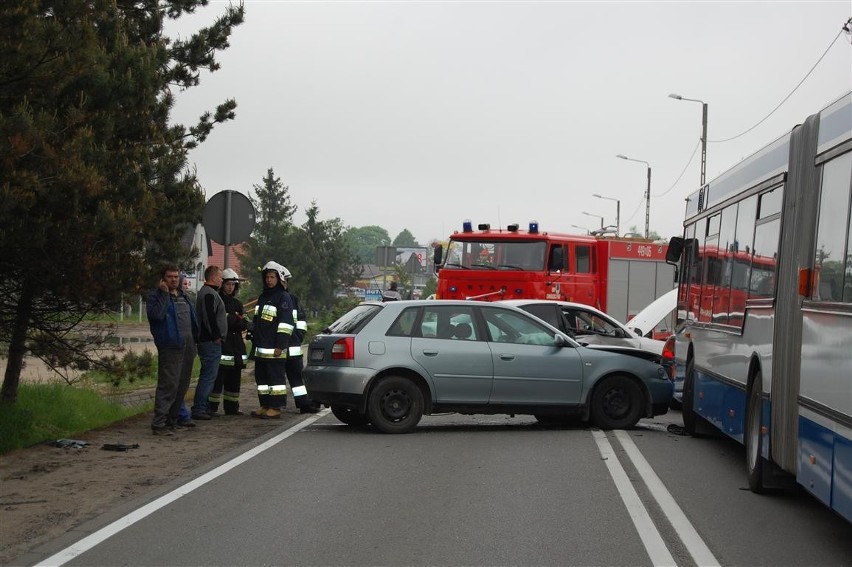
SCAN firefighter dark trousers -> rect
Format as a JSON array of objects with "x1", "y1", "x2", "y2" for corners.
[
  {"x1": 285, "y1": 355, "x2": 312, "y2": 409},
  {"x1": 210, "y1": 366, "x2": 242, "y2": 414},
  {"x1": 255, "y1": 358, "x2": 288, "y2": 409}
]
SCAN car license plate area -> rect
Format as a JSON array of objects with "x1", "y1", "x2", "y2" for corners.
[{"x1": 309, "y1": 349, "x2": 324, "y2": 363}]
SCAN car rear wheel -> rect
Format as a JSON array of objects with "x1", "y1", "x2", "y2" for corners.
[
  {"x1": 367, "y1": 376, "x2": 424, "y2": 434},
  {"x1": 591, "y1": 374, "x2": 643, "y2": 430},
  {"x1": 331, "y1": 405, "x2": 370, "y2": 426}
]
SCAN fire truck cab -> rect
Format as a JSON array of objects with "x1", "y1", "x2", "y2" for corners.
[{"x1": 434, "y1": 220, "x2": 674, "y2": 323}]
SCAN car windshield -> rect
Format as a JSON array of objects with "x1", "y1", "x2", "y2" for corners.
[
  {"x1": 444, "y1": 239, "x2": 546, "y2": 271},
  {"x1": 325, "y1": 304, "x2": 382, "y2": 334}
]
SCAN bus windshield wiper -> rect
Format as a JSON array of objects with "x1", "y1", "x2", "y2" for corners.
[
  {"x1": 444, "y1": 262, "x2": 469, "y2": 269},
  {"x1": 471, "y1": 263, "x2": 497, "y2": 270}
]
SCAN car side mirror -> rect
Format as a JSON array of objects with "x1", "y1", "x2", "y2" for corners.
[{"x1": 554, "y1": 334, "x2": 572, "y2": 347}]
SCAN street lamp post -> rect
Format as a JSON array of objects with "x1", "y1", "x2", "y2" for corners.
[
  {"x1": 581, "y1": 211, "x2": 604, "y2": 229},
  {"x1": 616, "y1": 154, "x2": 652, "y2": 239},
  {"x1": 669, "y1": 93, "x2": 708, "y2": 188},
  {"x1": 571, "y1": 224, "x2": 591, "y2": 235},
  {"x1": 592, "y1": 193, "x2": 620, "y2": 237}
]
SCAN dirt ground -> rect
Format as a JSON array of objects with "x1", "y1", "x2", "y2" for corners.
[{"x1": 0, "y1": 328, "x2": 317, "y2": 566}]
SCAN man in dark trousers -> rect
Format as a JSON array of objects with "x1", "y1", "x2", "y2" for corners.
[
  {"x1": 280, "y1": 266, "x2": 321, "y2": 414},
  {"x1": 146, "y1": 264, "x2": 199, "y2": 435},
  {"x1": 192, "y1": 265, "x2": 227, "y2": 420},
  {"x1": 209, "y1": 268, "x2": 249, "y2": 415},
  {"x1": 250, "y1": 261, "x2": 296, "y2": 419}
]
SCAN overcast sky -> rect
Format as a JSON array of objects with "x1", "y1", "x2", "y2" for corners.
[{"x1": 169, "y1": 1, "x2": 851, "y2": 245}]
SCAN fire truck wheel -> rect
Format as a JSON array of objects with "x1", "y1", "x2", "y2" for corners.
[
  {"x1": 331, "y1": 405, "x2": 370, "y2": 426},
  {"x1": 367, "y1": 376, "x2": 424, "y2": 434},
  {"x1": 590, "y1": 374, "x2": 643, "y2": 430}
]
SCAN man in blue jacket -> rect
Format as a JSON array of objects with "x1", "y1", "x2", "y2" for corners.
[{"x1": 147, "y1": 264, "x2": 199, "y2": 435}]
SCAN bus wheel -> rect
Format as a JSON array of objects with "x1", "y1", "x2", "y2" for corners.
[
  {"x1": 746, "y1": 371, "x2": 765, "y2": 493},
  {"x1": 682, "y1": 355, "x2": 698, "y2": 436}
]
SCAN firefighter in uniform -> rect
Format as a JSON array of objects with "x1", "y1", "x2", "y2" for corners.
[
  {"x1": 250, "y1": 261, "x2": 296, "y2": 419},
  {"x1": 280, "y1": 266, "x2": 321, "y2": 414},
  {"x1": 209, "y1": 268, "x2": 249, "y2": 415}
]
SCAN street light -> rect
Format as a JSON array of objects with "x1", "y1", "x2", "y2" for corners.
[
  {"x1": 581, "y1": 211, "x2": 604, "y2": 229},
  {"x1": 616, "y1": 154, "x2": 652, "y2": 239},
  {"x1": 668, "y1": 93, "x2": 708, "y2": 188},
  {"x1": 571, "y1": 224, "x2": 591, "y2": 235},
  {"x1": 592, "y1": 193, "x2": 620, "y2": 237}
]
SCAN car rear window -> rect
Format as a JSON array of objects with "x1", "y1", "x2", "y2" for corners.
[{"x1": 325, "y1": 304, "x2": 382, "y2": 334}]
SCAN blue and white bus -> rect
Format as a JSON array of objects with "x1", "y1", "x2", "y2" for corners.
[{"x1": 667, "y1": 92, "x2": 852, "y2": 522}]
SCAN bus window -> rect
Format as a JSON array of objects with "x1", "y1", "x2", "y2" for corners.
[
  {"x1": 713, "y1": 205, "x2": 738, "y2": 324},
  {"x1": 813, "y1": 151, "x2": 852, "y2": 302},
  {"x1": 729, "y1": 194, "x2": 757, "y2": 326},
  {"x1": 699, "y1": 214, "x2": 721, "y2": 322},
  {"x1": 749, "y1": 192, "x2": 781, "y2": 300}
]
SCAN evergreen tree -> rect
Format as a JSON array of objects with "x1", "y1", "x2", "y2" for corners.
[
  {"x1": 237, "y1": 167, "x2": 296, "y2": 298},
  {"x1": 0, "y1": 1, "x2": 244, "y2": 403}
]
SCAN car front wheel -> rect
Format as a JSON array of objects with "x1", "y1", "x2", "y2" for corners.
[
  {"x1": 591, "y1": 374, "x2": 643, "y2": 430},
  {"x1": 367, "y1": 376, "x2": 424, "y2": 434}
]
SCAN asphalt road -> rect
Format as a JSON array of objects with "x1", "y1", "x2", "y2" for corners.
[{"x1": 31, "y1": 410, "x2": 852, "y2": 567}]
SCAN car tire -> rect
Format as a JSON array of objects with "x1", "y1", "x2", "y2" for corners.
[
  {"x1": 683, "y1": 355, "x2": 698, "y2": 436},
  {"x1": 367, "y1": 376, "x2": 424, "y2": 434},
  {"x1": 746, "y1": 371, "x2": 765, "y2": 493},
  {"x1": 591, "y1": 374, "x2": 643, "y2": 430},
  {"x1": 331, "y1": 405, "x2": 370, "y2": 427}
]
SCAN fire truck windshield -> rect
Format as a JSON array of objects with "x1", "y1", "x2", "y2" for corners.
[{"x1": 444, "y1": 239, "x2": 546, "y2": 271}]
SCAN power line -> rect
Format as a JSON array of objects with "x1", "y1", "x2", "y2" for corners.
[
  {"x1": 653, "y1": 139, "x2": 700, "y2": 198},
  {"x1": 709, "y1": 19, "x2": 849, "y2": 144}
]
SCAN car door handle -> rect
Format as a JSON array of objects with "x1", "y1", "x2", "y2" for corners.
[
  {"x1": 499, "y1": 354, "x2": 515, "y2": 361},
  {"x1": 422, "y1": 350, "x2": 439, "y2": 356}
]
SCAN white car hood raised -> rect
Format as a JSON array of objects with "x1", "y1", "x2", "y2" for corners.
[{"x1": 625, "y1": 289, "x2": 677, "y2": 338}]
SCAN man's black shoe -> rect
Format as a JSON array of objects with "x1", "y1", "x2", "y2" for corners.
[
  {"x1": 207, "y1": 411, "x2": 221, "y2": 418},
  {"x1": 224, "y1": 410, "x2": 245, "y2": 416},
  {"x1": 152, "y1": 426, "x2": 174, "y2": 436},
  {"x1": 299, "y1": 405, "x2": 321, "y2": 414},
  {"x1": 191, "y1": 412, "x2": 212, "y2": 421},
  {"x1": 176, "y1": 420, "x2": 196, "y2": 428}
]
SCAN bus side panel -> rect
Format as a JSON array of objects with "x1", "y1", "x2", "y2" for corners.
[
  {"x1": 833, "y1": 433, "x2": 852, "y2": 523},
  {"x1": 797, "y1": 413, "x2": 834, "y2": 509},
  {"x1": 694, "y1": 368, "x2": 747, "y2": 442}
]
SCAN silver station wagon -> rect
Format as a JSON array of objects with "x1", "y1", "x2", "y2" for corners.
[{"x1": 304, "y1": 300, "x2": 673, "y2": 434}]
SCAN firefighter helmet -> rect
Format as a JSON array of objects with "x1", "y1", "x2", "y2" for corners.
[
  {"x1": 222, "y1": 268, "x2": 240, "y2": 282},
  {"x1": 261, "y1": 261, "x2": 288, "y2": 284}
]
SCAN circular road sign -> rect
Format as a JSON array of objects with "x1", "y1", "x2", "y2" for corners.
[{"x1": 203, "y1": 190, "x2": 255, "y2": 245}]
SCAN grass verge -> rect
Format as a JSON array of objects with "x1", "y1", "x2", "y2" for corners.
[{"x1": 0, "y1": 383, "x2": 146, "y2": 455}]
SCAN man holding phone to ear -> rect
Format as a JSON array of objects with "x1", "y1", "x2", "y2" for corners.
[{"x1": 146, "y1": 264, "x2": 199, "y2": 435}]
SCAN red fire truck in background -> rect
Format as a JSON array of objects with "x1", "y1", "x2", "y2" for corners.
[{"x1": 434, "y1": 220, "x2": 675, "y2": 324}]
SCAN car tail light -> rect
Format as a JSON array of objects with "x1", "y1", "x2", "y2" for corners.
[
  {"x1": 662, "y1": 336, "x2": 676, "y2": 381},
  {"x1": 331, "y1": 336, "x2": 355, "y2": 360}
]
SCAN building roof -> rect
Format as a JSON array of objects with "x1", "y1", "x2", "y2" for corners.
[{"x1": 209, "y1": 242, "x2": 247, "y2": 275}]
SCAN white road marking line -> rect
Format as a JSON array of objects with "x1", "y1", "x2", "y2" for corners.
[
  {"x1": 592, "y1": 429, "x2": 677, "y2": 567},
  {"x1": 34, "y1": 410, "x2": 330, "y2": 567},
  {"x1": 615, "y1": 430, "x2": 721, "y2": 567}
]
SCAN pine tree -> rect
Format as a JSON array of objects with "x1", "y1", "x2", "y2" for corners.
[{"x1": 0, "y1": 1, "x2": 244, "y2": 403}]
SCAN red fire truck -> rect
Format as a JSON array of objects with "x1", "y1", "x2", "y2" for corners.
[{"x1": 434, "y1": 220, "x2": 675, "y2": 323}]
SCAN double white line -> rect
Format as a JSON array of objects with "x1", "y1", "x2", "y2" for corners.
[{"x1": 593, "y1": 429, "x2": 720, "y2": 567}]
